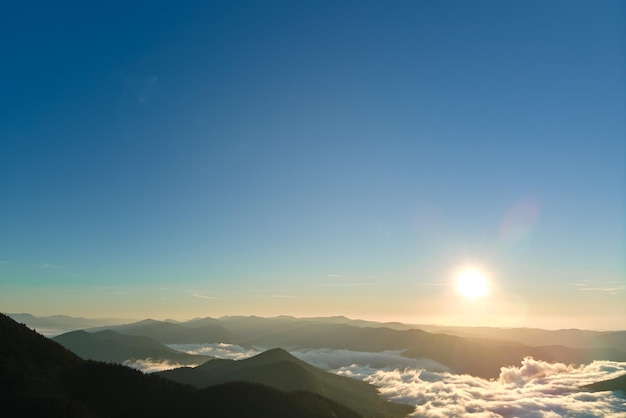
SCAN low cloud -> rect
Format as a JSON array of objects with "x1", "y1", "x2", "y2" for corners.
[
  {"x1": 163, "y1": 343, "x2": 626, "y2": 416},
  {"x1": 290, "y1": 348, "x2": 449, "y2": 373},
  {"x1": 335, "y1": 357, "x2": 626, "y2": 417},
  {"x1": 166, "y1": 344, "x2": 448, "y2": 372},
  {"x1": 123, "y1": 358, "x2": 198, "y2": 373},
  {"x1": 167, "y1": 343, "x2": 260, "y2": 360}
]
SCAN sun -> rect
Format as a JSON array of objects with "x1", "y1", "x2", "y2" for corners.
[{"x1": 456, "y1": 269, "x2": 489, "y2": 299}]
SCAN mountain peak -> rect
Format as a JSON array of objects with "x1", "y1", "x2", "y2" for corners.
[{"x1": 243, "y1": 348, "x2": 303, "y2": 366}]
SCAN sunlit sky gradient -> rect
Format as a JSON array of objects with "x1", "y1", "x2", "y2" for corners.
[{"x1": 1, "y1": 1, "x2": 624, "y2": 329}]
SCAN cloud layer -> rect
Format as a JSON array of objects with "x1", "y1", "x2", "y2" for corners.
[
  {"x1": 123, "y1": 358, "x2": 200, "y2": 373},
  {"x1": 164, "y1": 343, "x2": 626, "y2": 416},
  {"x1": 335, "y1": 357, "x2": 626, "y2": 417},
  {"x1": 167, "y1": 342, "x2": 260, "y2": 360}
]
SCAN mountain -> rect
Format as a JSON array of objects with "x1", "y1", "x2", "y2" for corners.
[
  {"x1": 19, "y1": 313, "x2": 626, "y2": 381},
  {"x1": 53, "y1": 329, "x2": 209, "y2": 366},
  {"x1": 212, "y1": 316, "x2": 626, "y2": 379},
  {"x1": 582, "y1": 374, "x2": 626, "y2": 394},
  {"x1": 7, "y1": 313, "x2": 129, "y2": 336},
  {"x1": 218, "y1": 315, "x2": 626, "y2": 351},
  {"x1": 0, "y1": 312, "x2": 369, "y2": 418},
  {"x1": 403, "y1": 336, "x2": 626, "y2": 379},
  {"x1": 158, "y1": 347, "x2": 413, "y2": 418},
  {"x1": 89, "y1": 318, "x2": 232, "y2": 344},
  {"x1": 415, "y1": 324, "x2": 626, "y2": 351}
]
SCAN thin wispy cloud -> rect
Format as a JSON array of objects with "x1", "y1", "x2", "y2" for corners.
[
  {"x1": 253, "y1": 294, "x2": 295, "y2": 299},
  {"x1": 319, "y1": 282, "x2": 378, "y2": 287},
  {"x1": 191, "y1": 294, "x2": 221, "y2": 300},
  {"x1": 415, "y1": 282, "x2": 449, "y2": 287},
  {"x1": 570, "y1": 280, "x2": 625, "y2": 294},
  {"x1": 39, "y1": 263, "x2": 62, "y2": 269}
]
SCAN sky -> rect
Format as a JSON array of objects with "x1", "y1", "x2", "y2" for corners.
[{"x1": 1, "y1": 0, "x2": 624, "y2": 329}]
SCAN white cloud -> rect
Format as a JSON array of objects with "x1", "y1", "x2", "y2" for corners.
[
  {"x1": 39, "y1": 263, "x2": 62, "y2": 269},
  {"x1": 290, "y1": 348, "x2": 449, "y2": 373},
  {"x1": 191, "y1": 294, "x2": 220, "y2": 300},
  {"x1": 123, "y1": 358, "x2": 199, "y2": 373},
  {"x1": 319, "y1": 282, "x2": 378, "y2": 287},
  {"x1": 167, "y1": 343, "x2": 260, "y2": 360},
  {"x1": 571, "y1": 280, "x2": 625, "y2": 294},
  {"x1": 334, "y1": 357, "x2": 626, "y2": 417},
  {"x1": 162, "y1": 343, "x2": 626, "y2": 416}
]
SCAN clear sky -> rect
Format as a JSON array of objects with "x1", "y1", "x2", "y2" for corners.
[{"x1": 1, "y1": 1, "x2": 624, "y2": 329}]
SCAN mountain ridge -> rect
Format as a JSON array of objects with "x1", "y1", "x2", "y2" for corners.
[
  {"x1": 53, "y1": 329, "x2": 209, "y2": 366},
  {"x1": 0, "y1": 312, "x2": 371, "y2": 418},
  {"x1": 158, "y1": 346, "x2": 412, "y2": 418}
]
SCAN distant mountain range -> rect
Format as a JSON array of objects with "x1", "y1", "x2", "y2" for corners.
[
  {"x1": 11, "y1": 312, "x2": 626, "y2": 350},
  {"x1": 7, "y1": 312, "x2": 130, "y2": 336},
  {"x1": 88, "y1": 318, "x2": 232, "y2": 343},
  {"x1": 11, "y1": 313, "x2": 626, "y2": 380},
  {"x1": 158, "y1": 347, "x2": 412, "y2": 418},
  {"x1": 52, "y1": 329, "x2": 209, "y2": 366},
  {"x1": 414, "y1": 323, "x2": 626, "y2": 350},
  {"x1": 0, "y1": 313, "x2": 394, "y2": 418}
]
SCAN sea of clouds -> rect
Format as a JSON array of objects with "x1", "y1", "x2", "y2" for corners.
[
  {"x1": 148, "y1": 343, "x2": 626, "y2": 417},
  {"x1": 335, "y1": 357, "x2": 626, "y2": 417}
]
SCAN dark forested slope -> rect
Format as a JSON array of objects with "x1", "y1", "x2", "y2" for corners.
[{"x1": 0, "y1": 313, "x2": 371, "y2": 418}]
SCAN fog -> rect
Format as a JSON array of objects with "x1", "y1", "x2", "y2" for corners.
[
  {"x1": 336, "y1": 358, "x2": 626, "y2": 417},
  {"x1": 167, "y1": 343, "x2": 626, "y2": 417},
  {"x1": 123, "y1": 358, "x2": 201, "y2": 373}
]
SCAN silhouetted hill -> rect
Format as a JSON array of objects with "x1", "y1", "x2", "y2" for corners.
[
  {"x1": 582, "y1": 374, "x2": 626, "y2": 394},
  {"x1": 199, "y1": 382, "x2": 363, "y2": 418},
  {"x1": 218, "y1": 315, "x2": 626, "y2": 350},
  {"x1": 0, "y1": 312, "x2": 81, "y2": 401},
  {"x1": 158, "y1": 347, "x2": 413, "y2": 418},
  {"x1": 53, "y1": 330, "x2": 209, "y2": 366},
  {"x1": 0, "y1": 313, "x2": 372, "y2": 418},
  {"x1": 90, "y1": 318, "x2": 232, "y2": 344},
  {"x1": 213, "y1": 317, "x2": 626, "y2": 379},
  {"x1": 7, "y1": 313, "x2": 128, "y2": 336},
  {"x1": 403, "y1": 337, "x2": 626, "y2": 379},
  {"x1": 416, "y1": 324, "x2": 626, "y2": 351}
]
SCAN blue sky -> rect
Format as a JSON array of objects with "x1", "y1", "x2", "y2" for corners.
[{"x1": 1, "y1": 1, "x2": 624, "y2": 328}]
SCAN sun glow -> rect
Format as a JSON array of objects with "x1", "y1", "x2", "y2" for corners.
[{"x1": 456, "y1": 269, "x2": 489, "y2": 299}]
